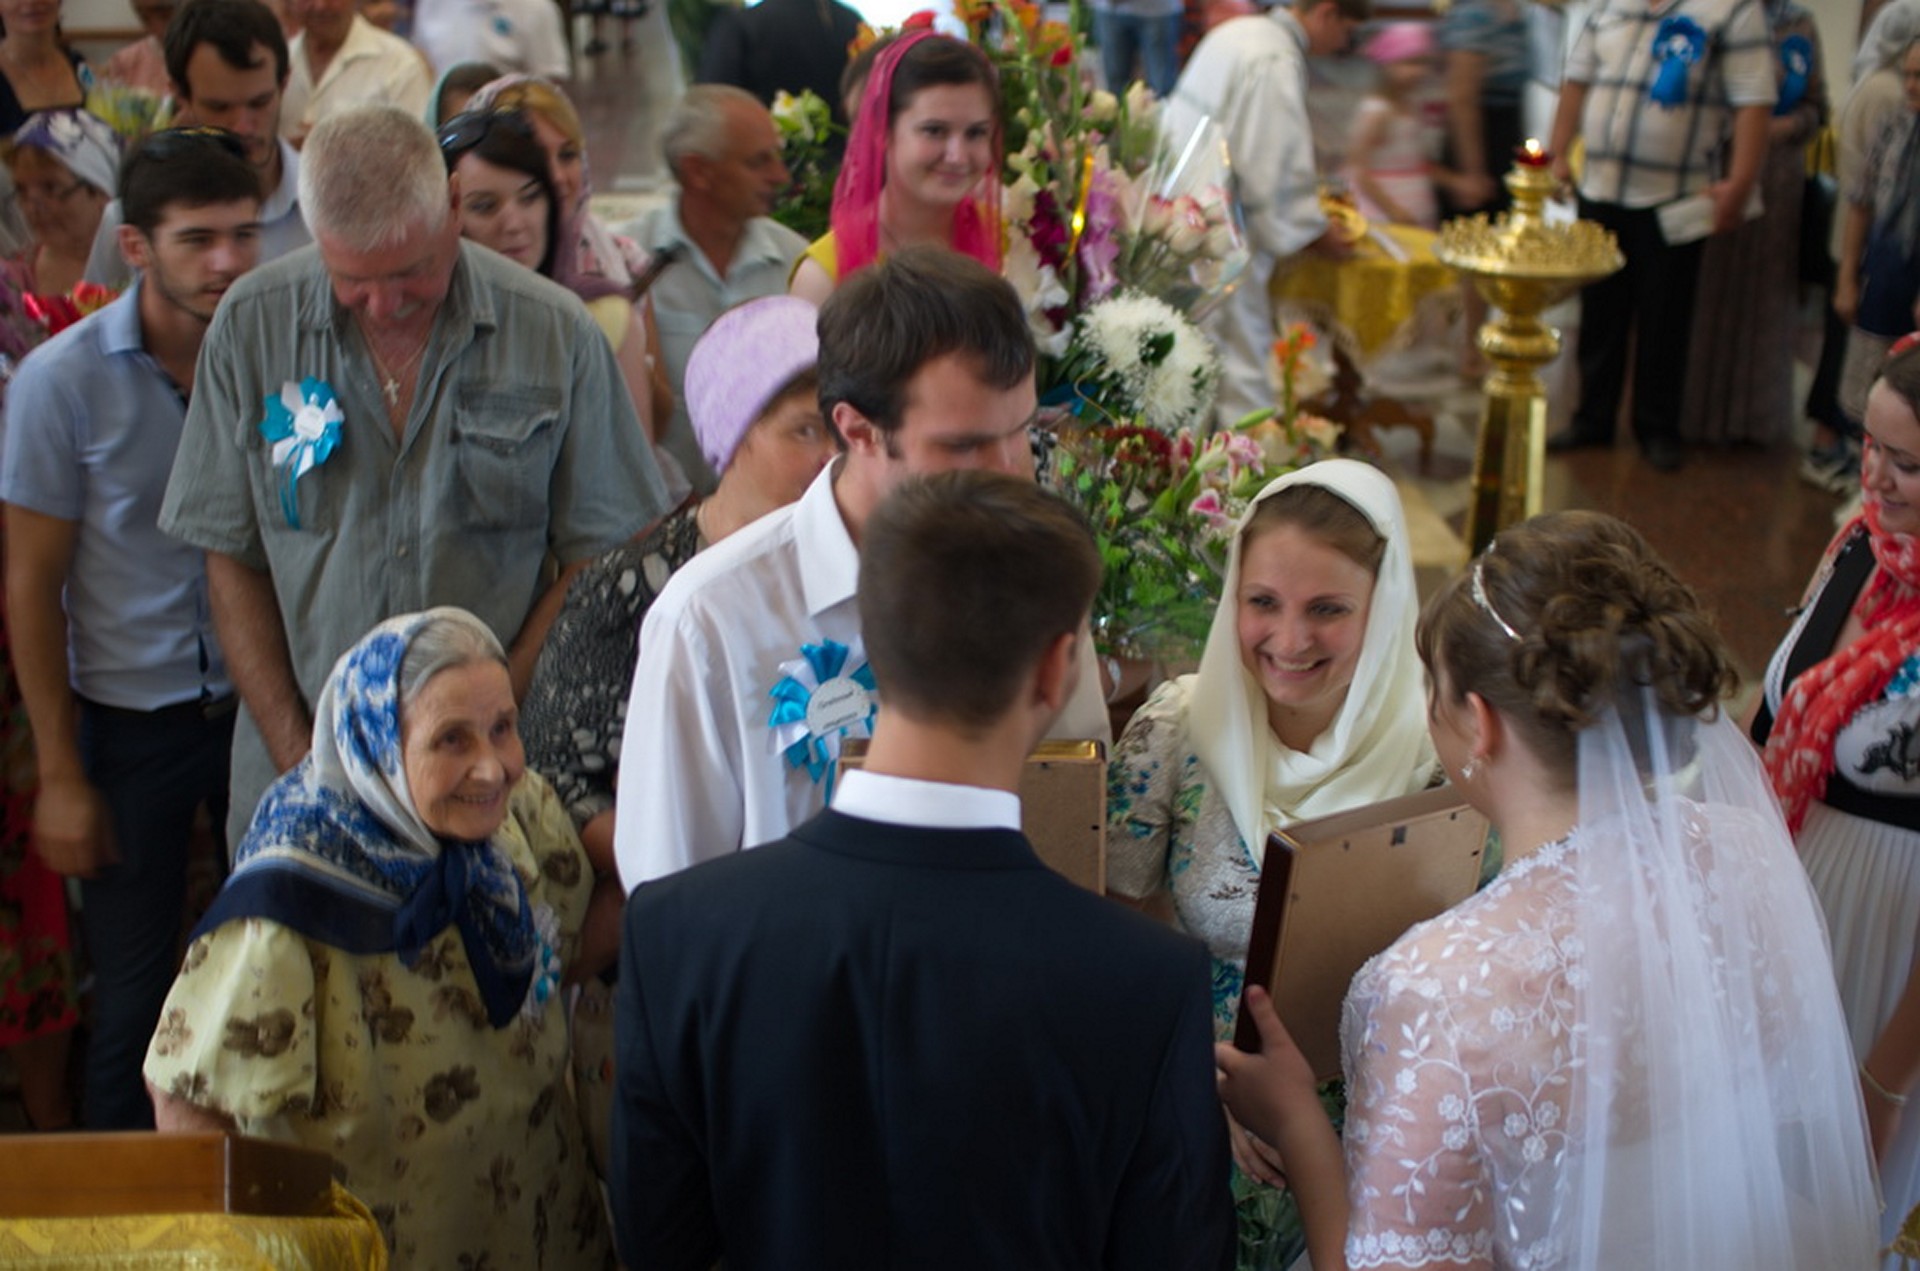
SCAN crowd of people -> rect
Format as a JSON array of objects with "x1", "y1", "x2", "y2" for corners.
[{"x1": 0, "y1": 0, "x2": 1915, "y2": 1269}]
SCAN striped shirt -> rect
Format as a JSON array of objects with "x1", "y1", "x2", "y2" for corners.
[{"x1": 1567, "y1": 0, "x2": 1776, "y2": 207}]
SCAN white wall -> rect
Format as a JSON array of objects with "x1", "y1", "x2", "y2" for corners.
[{"x1": 65, "y1": 0, "x2": 137, "y2": 38}]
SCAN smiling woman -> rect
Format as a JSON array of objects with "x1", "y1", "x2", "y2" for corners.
[
  {"x1": 789, "y1": 29, "x2": 1001, "y2": 302},
  {"x1": 1753, "y1": 336, "x2": 1920, "y2": 1257},
  {"x1": 1104, "y1": 459, "x2": 1437, "y2": 1262},
  {"x1": 141, "y1": 608, "x2": 612, "y2": 1269}
]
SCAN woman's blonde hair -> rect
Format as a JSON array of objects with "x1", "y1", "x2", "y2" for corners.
[{"x1": 483, "y1": 78, "x2": 583, "y2": 148}]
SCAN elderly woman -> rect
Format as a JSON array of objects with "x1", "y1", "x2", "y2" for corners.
[
  {"x1": 518, "y1": 295, "x2": 833, "y2": 1174},
  {"x1": 144, "y1": 608, "x2": 610, "y2": 1270},
  {"x1": 0, "y1": 109, "x2": 117, "y2": 363},
  {"x1": 522, "y1": 294, "x2": 831, "y2": 903}
]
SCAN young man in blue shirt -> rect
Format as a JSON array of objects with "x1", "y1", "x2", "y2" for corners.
[{"x1": 3, "y1": 127, "x2": 262, "y2": 1128}]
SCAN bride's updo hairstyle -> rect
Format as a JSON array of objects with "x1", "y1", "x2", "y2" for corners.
[{"x1": 1417, "y1": 511, "x2": 1736, "y2": 784}]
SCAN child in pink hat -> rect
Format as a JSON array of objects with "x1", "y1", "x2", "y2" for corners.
[{"x1": 1342, "y1": 22, "x2": 1450, "y2": 229}]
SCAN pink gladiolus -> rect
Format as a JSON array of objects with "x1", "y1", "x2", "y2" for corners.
[
  {"x1": 1223, "y1": 431, "x2": 1263, "y2": 470},
  {"x1": 1078, "y1": 171, "x2": 1122, "y2": 301},
  {"x1": 1190, "y1": 489, "x2": 1234, "y2": 533}
]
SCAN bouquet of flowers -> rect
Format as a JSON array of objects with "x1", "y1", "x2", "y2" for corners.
[
  {"x1": 24, "y1": 282, "x2": 117, "y2": 338},
  {"x1": 1052, "y1": 309, "x2": 1339, "y2": 660},
  {"x1": 85, "y1": 83, "x2": 167, "y2": 144},
  {"x1": 768, "y1": 89, "x2": 840, "y2": 242}
]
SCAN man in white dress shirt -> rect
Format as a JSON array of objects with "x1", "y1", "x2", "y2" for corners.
[
  {"x1": 1167, "y1": 0, "x2": 1367, "y2": 425},
  {"x1": 280, "y1": 0, "x2": 431, "y2": 143},
  {"x1": 613, "y1": 247, "x2": 1112, "y2": 890}
]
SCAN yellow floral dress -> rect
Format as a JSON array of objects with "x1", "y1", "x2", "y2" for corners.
[{"x1": 144, "y1": 774, "x2": 610, "y2": 1270}]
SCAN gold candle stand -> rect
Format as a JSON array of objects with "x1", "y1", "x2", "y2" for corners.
[{"x1": 1434, "y1": 156, "x2": 1622, "y2": 553}]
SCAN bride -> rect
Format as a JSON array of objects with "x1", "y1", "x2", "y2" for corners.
[{"x1": 1217, "y1": 511, "x2": 1881, "y2": 1270}]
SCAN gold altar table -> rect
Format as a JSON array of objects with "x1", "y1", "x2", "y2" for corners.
[
  {"x1": 1272, "y1": 224, "x2": 1455, "y2": 357},
  {"x1": 0, "y1": 1182, "x2": 385, "y2": 1268}
]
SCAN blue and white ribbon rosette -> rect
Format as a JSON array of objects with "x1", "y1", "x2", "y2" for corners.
[
  {"x1": 1650, "y1": 16, "x2": 1707, "y2": 108},
  {"x1": 259, "y1": 377, "x2": 344, "y2": 530},
  {"x1": 768, "y1": 637, "x2": 878, "y2": 799},
  {"x1": 1776, "y1": 34, "x2": 1812, "y2": 115}
]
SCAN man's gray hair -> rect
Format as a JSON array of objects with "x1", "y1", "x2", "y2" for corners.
[
  {"x1": 300, "y1": 105, "x2": 450, "y2": 251},
  {"x1": 662, "y1": 84, "x2": 764, "y2": 180}
]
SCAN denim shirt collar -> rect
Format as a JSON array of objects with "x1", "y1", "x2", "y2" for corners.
[{"x1": 296, "y1": 240, "x2": 497, "y2": 340}]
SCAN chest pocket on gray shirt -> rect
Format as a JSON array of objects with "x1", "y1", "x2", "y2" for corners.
[{"x1": 452, "y1": 385, "x2": 560, "y2": 531}]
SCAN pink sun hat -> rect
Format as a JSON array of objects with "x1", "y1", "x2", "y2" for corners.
[
  {"x1": 1363, "y1": 21, "x2": 1435, "y2": 65},
  {"x1": 685, "y1": 295, "x2": 821, "y2": 475}
]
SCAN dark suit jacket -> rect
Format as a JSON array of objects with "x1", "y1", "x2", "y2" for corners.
[{"x1": 612, "y1": 808, "x2": 1235, "y2": 1270}]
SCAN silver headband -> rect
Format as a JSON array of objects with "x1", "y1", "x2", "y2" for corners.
[{"x1": 1471, "y1": 556, "x2": 1521, "y2": 642}]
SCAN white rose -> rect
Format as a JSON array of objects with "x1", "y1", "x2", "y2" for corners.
[{"x1": 1088, "y1": 90, "x2": 1118, "y2": 124}]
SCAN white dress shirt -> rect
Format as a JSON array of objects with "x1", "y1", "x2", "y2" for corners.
[
  {"x1": 832, "y1": 768, "x2": 1021, "y2": 831},
  {"x1": 1167, "y1": 10, "x2": 1328, "y2": 424},
  {"x1": 283, "y1": 15, "x2": 431, "y2": 140},
  {"x1": 412, "y1": 0, "x2": 570, "y2": 81},
  {"x1": 613, "y1": 462, "x2": 1112, "y2": 889}
]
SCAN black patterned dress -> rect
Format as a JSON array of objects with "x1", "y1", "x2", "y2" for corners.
[{"x1": 520, "y1": 506, "x2": 704, "y2": 828}]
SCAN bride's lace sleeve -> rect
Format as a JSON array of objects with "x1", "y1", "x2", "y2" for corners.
[
  {"x1": 1342, "y1": 952, "x2": 1497, "y2": 1270},
  {"x1": 1339, "y1": 858, "x2": 1576, "y2": 1271}
]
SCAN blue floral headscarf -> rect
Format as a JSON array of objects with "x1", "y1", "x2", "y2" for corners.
[{"x1": 193, "y1": 608, "x2": 538, "y2": 1028}]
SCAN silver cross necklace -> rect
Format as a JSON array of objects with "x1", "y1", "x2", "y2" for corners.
[{"x1": 362, "y1": 324, "x2": 432, "y2": 410}]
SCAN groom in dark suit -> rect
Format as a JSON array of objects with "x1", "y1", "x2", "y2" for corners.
[{"x1": 610, "y1": 470, "x2": 1234, "y2": 1270}]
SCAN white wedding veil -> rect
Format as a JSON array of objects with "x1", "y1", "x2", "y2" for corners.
[{"x1": 1559, "y1": 687, "x2": 1880, "y2": 1270}]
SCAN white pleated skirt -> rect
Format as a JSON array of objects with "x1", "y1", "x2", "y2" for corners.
[{"x1": 1800, "y1": 799, "x2": 1920, "y2": 1264}]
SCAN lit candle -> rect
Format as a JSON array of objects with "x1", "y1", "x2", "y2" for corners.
[{"x1": 1515, "y1": 138, "x2": 1550, "y2": 168}]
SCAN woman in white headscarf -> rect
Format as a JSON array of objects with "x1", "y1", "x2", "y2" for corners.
[
  {"x1": 1107, "y1": 460, "x2": 1435, "y2": 1033},
  {"x1": 1217, "y1": 511, "x2": 1880, "y2": 1271},
  {"x1": 1106, "y1": 460, "x2": 1435, "y2": 1262}
]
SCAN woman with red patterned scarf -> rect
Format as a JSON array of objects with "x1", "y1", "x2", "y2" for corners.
[
  {"x1": 789, "y1": 29, "x2": 1002, "y2": 303},
  {"x1": 1755, "y1": 331, "x2": 1920, "y2": 1263}
]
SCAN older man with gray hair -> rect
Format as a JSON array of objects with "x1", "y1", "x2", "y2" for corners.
[
  {"x1": 623, "y1": 84, "x2": 807, "y2": 492},
  {"x1": 162, "y1": 104, "x2": 668, "y2": 846}
]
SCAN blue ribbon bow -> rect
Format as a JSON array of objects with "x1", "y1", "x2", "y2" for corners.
[
  {"x1": 1775, "y1": 34, "x2": 1812, "y2": 115},
  {"x1": 1650, "y1": 16, "x2": 1707, "y2": 109},
  {"x1": 768, "y1": 639, "x2": 878, "y2": 797},
  {"x1": 258, "y1": 377, "x2": 344, "y2": 530}
]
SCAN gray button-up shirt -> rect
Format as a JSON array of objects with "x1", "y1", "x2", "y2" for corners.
[
  {"x1": 623, "y1": 202, "x2": 808, "y2": 492},
  {"x1": 162, "y1": 240, "x2": 667, "y2": 836}
]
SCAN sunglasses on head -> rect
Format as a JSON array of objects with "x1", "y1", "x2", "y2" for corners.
[{"x1": 436, "y1": 109, "x2": 536, "y2": 165}]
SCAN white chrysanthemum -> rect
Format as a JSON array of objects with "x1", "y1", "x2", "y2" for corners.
[{"x1": 1070, "y1": 291, "x2": 1218, "y2": 432}]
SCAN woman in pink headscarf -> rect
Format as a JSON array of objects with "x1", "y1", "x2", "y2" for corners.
[{"x1": 790, "y1": 29, "x2": 1001, "y2": 302}]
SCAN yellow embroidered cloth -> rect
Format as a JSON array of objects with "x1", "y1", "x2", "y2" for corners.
[
  {"x1": 1271, "y1": 224, "x2": 1454, "y2": 356},
  {"x1": 0, "y1": 1181, "x2": 387, "y2": 1268}
]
